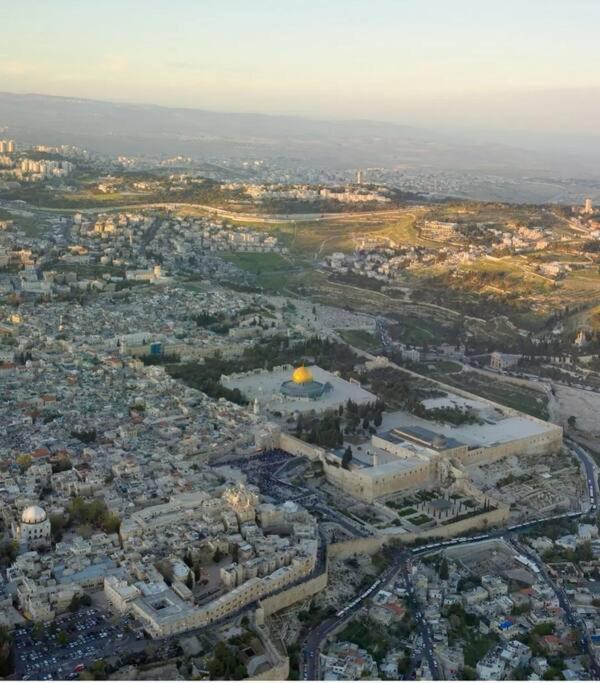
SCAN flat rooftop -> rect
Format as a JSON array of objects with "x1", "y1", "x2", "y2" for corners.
[
  {"x1": 134, "y1": 588, "x2": 193, "y2": 626},
  {"x1": 222, "y1": 365, "x2": 376, "y2": 414},
  {"x1": 381, "y1": 425, "x2": 463, "y2": 451},
  {"x1": 330, "y1": 443, "x2": 427, "y2": 477},
  {"x1": 381, "y1": 407, "x2": 557, "y2": 449}
]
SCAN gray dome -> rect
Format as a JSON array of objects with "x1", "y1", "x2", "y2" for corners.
[{"x1": 432, "y1": 434, "x2": 447, "y2": 449}]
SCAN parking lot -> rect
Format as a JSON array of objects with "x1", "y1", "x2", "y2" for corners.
[{"x1": 13, "y1": 607, "x2": 134, "y2": 680}]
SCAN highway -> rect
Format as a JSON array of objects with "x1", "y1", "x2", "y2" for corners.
[{"x1": 0, "y1": 198, "x2": 415, "y2": 224}]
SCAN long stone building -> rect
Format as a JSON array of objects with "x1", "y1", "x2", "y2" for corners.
[{"x1": 260, "y1": 374, "x2": 563, "y2": 503}]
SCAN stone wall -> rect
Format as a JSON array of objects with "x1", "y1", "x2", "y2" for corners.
[
  {"x1": 259, "y1": 570, "x2": 328, "y2": 617},
  {"x1": 394, "y1": 503, "x2": 510, "y2": 543},
  {"x1": 245, "y1": 626, "x2": 290, "y2": 681},
  {"x1": 458, "y1": 425, "x2": 563, "y2": 466},
  {"x1": 279, "y1": 433, "x2": 325, "y2": 461},
  {"x1": 246, "y1": 658, "x2": 289, "y2": 681},
  {"x1": 322, "y1": 457, "x2": 434, "y2": 503},
  {"x1": 328, "y1": 535, "x2": 388, "y2": 560},
  {"x1": 326, "y1": 500, "x2": 509, "y2": 557}
]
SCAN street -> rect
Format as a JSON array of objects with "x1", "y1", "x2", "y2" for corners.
[{"x1": 301, "y1": 549, "x2": 413, "y2": 680}]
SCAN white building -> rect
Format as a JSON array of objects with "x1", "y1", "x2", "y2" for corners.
[{"x1": 14, "y1": 505, "x2": 51, "y2": 549}]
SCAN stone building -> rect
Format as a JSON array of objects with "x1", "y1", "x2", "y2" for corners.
[{"x1": 14, "y1": 505, "x2": 51, "y2": 550}]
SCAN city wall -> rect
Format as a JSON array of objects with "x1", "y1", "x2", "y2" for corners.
[
  {"x1": 259, "y1": 570, "x2": 328, "y2": 617},
  {"x1": 322, "y1": 456, "x2": 433, "y2": 503},
  {"x1": 326, "y1": 501, "x2": 509, "y2": 558},
  {"x1": 394, "y1": 503, "x2": 510, "y2": 543},
  {"x1": 327, "y1": 534, "x2": 388, "y2": 560},
  {"x1": 245, "y1": 626, "x2": 290, "y2": 681},
  {"x1": 275, "y1": 399, "x2": 562, "y2": 505},
  {"x1": 279, "y1": 433, "x2": 325, "y2": 461},
  {"x1": 246, "y1": 658, "x2": 289, "y2": 681},
  {"x1": 458, "y1": 425, "x2": 563, "y2": 466}
]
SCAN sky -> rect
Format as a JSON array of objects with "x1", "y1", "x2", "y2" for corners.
[{"x1": 1, "y1": 0, "x2": 600, "y2": 133}]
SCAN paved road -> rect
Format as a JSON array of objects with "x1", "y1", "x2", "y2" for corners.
[
  {"x1": 300, "y1": 499, "x2": 594, "y2": 681},
  {"x1": 399, "y1": 557, "x2": 441, "y2": 679},
  {"x1": 566, "y1": 438, "x2": 598, "y2": 510},
  {"x1": 301, "y1": 550, "x2": 406, "y2": 680},
  {"x1": 310, "y1": 504, "x2": 371, "y2": 539},
  {"x1": 510, "y1": 537, "x2": 600, "y2": 679},
  {"x1": 0, "y1": 198, "x2": 415, "y2": 224}
]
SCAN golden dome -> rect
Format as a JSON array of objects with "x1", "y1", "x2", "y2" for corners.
[{"x1": 292, "y1": 366, "x2": 313, "y2": 384}]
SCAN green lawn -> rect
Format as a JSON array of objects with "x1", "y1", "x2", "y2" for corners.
[
  {"x1": 217, "y1": 251, "x2": 290, "y2": 273},
  {"x1": 217, "y1": 251, "x2": 324, "y2": 293},
  {"x1": 416, "y1": 363, "x2": 550, "y2": 420},
  {"x1": 398, "y1": 507, "x2": 418, "y2": 516},
  {"x1": 337, "y1": 328, "x2": 379, "y2": 350},
  {"x1": 407, "y1": 514, "x2": 432, "y2": 526},
  {"x1": 0, "y1": 208, "x2": 48, "y2": 236}
]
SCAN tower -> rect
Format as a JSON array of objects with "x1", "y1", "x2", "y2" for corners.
[
  {"x1": 15, "y1": 505, "x2": 51, "y2": 550},
  {"x1": 584, "y1": 198, "x2": 593, "y2": 215},
  {"x1": 356, "y1": 169, "x2": 364, "y2": 185}
]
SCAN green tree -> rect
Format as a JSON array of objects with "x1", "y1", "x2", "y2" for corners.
[
  {"x1": 50, "y1": 513, "x2": 68, "y2": 542},
  {"x1": 81, "y1": 659, "x2": 107, "y2": 680},
  {"x1": 69, "y1": 593, "x2": 92, "y2": 612},
  {"x1": 397, "y1": 652, "x2": 411, "y2": 675},
  {"x1": 155, "y1": 559, "x2": 174, "y2": 585},
  {"x1": 0, "y1": 540, "x2": 18, "y2": 568},
  {"x1": 461, "y1": 665, "x2": 478, "y2": 680},
  {"x1": 342, "y1": 446, "x2": 353, "y2": 470},
  {"x1": 576, "y1": 541, "x2": 593, "y2": 562},
  {"x1": 532, "y1": 622, "x2": 555, "y2": 637},
  {"x1": 0, "y1": 626, "x2": 13, "y2": 677},
  {"x1": 16, "y1": 453, "x2": 32, "y2": 472},
  {"x1": 207, "y1": 641, "x2": 247, "y2": 680},
  {"x1": 543, "y1": 666, "x2": 561, "y2": 680},
  {"x1": 100, "y1": 511, "x2": 121, "y2": 534}
]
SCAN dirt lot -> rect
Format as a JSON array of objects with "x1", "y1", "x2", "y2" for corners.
[{"x1": 548, "y1": 385, "x2": 600, "y2": 438}]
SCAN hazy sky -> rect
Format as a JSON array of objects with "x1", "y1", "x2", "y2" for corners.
[{"x1": 2, "y1": 0, "x2": 600, "y2": 132}]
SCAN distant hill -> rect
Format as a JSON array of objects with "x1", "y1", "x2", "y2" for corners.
[{"x1": 0, "y1": 91, "x2": 596, "y2": 177}]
